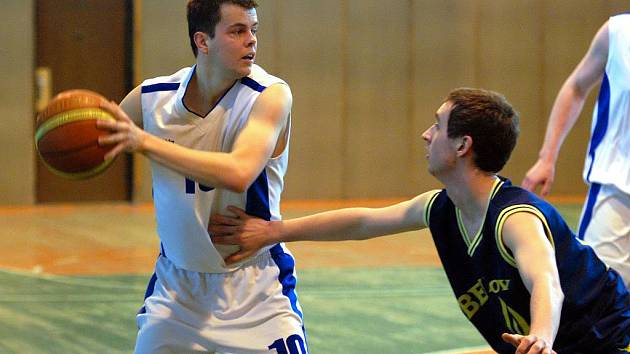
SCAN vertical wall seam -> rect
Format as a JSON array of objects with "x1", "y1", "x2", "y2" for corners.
[
  {"x1": 340, "y1": 0, "x2": 349, "y2": 199},
  {"x1": 408, "y1": 0, "x2": 416, "y2": 195},
  {"x1": 538, "y1": 0, "x2": 547, "y2": 144},
  {"x1": 473, "y1": 0, "x2": 481, "y2": 87}
]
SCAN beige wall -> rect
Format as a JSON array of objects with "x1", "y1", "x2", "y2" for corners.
[
  {"x1": 0, "y1": 0, "x2": 35, "y2": 204},
  {"x1": 3, "y1": 1, "x2": 628, "y2": 204}
]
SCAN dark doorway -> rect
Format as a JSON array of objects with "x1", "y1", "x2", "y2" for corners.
[{"x1": 36, "y1": 0, "x2": 133, "y2": 202}]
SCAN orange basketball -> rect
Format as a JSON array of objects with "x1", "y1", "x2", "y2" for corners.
[{"x1": 35, "y1": 89, "x2": 117, "y2": 179}]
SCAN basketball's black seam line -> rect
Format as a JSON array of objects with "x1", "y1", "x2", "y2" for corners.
[{"x1": 39, "y1": 141, "x2": 104, "y2": 156}]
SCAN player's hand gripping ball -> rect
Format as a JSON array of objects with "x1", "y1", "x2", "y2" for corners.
[{"x1": 35, "y1": 89, "x2": 117, "y2": 179}]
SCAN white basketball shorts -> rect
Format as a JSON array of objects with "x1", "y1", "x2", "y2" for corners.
[
  {"x1": 134, "y1": 243, "x2": 308, "y2": 354},
  {"x1": 579, "y1": 183, "x2": 630, "y2": 288}
]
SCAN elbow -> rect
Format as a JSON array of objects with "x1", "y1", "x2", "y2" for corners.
[
  {"x1": 222, "y1": 169, "x2": 255, "y2": 194},
  {"x1": 554, "y1": 281, "x2": 565, "y2": 304},
  {"x1": 223, "y1": 178, "x2": 249, "y2": 194}
]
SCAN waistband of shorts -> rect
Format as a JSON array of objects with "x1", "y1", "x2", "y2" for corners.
[{"x1": 158, "y1": 243, "x2": 275, "y2": 274}]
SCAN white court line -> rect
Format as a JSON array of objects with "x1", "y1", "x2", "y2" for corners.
[
  {"x1": 422, "y1": 345, "x2": 493, "y2": 354},
  {"x1": 0, "y1": 267, "x2": 144, "y2": 290},
  {"x1": 0, "y1": 294, "x2": 140, "y2": 303}
]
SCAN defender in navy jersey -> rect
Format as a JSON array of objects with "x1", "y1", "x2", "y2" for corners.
[
  {"x1": 210, "y1": 88, "x2": 630, "y2": 353},
  {"x1": 97, "y1": 1, "x2": 307, "y2": 353},
  {"x1": 523, "y1": 14, "x2": 630, "y2": 288},
  {"x1": 427, "y1": 177, "x2": 628, "y2": 353}
]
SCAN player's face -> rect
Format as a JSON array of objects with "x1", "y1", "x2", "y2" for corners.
[
  {"x1": 422, "y1": 101, "x2": 458, "y2": 176},
  {"x1": 207, "y1": 4, "x2": 258, "y2": 78}
]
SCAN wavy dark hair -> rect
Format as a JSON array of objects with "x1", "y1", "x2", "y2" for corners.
[
  {"x1": 445, "y1": 88, "x2": 519, "y2": 173},
  {"x1": 187, "y1": 0, "x2": 258, "y2": 57}
]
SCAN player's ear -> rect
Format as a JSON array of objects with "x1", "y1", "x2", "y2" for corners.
[
  {"x1": 456, "y1": 136, "x2": 472, "y2": 156},
  {"x1": 194, "y1": 32, "x2": 210, "y2": 55}
]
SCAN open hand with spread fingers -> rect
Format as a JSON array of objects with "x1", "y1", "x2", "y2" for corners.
[
  {"x1": 209, "y1": 206, "x2": 278, "y2": 264},
  {"x1": 502, "y1": 333, "x2": 557, "y2": 354},
  {"x1": 96, "y1": 100, "x2": 147, "y2": 160}
]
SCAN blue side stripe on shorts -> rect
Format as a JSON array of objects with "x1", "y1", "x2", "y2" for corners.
[
  {"x1": 138, "y1": 272, "x2": 158, "y2": 315},
  {"x1": 578, "y1": 183, "x2": 601, "y2": 240},
  {"x1": 585, "y1": 73, "x2": 610, "y2": 181},
  {"x1": 245, "y1": 169, "x2": 303, "y2": 321},
  {"x1": 141, "y1": 82, "x2": 180, "y2": 93},
  {"x1": 270, "y1": 244, "x2": 303, "y2": 320}
]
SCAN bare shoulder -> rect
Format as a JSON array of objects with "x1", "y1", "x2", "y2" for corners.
[
  {"x1": 259, "y1": 83, "x2": 293, "y2": 107},
  {"x1": 501, "y1": 211, "x2": 550, "y2": 252},
  {"x1": 247, "y1": 82, "x2": 293, "y2": 131}
]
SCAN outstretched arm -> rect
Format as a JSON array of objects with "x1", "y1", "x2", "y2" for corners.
[
  {"x1": 522, "y1": 21, "x2": 609, "y2": 195},
  {"x1": 501, "y1": 212, "x2": 563, "y2": 354},
  {"x1": 97, "y1": 83, "x2": 291, "y2": 193},
  {"x1": 209, "y1": 191, "x2": 437, "y2": 264}
]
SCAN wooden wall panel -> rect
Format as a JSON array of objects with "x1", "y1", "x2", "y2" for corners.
[
  {"x1": 253, "y1": 0, "x2": 280, "y2": 74},
  {"x1": 412, "y1": 0, "x2": 477, "y2": 193},
  {"x1": 0, "y1": 0, "x2": 35, "y2": 204},
  {"x1": 475, "y1": 0, "x2": 544, "y2": 184},
  {"x1": 344, "y1": 0, "x2": 412, "y2": 198},
  {"x1": 270, "y1": 1, "x2": 345, "y2": 199},
  {"x1": 116, "y1": 0, "x2": 630, "y2": 201},
  {"x1": 608, "y1": 1, "x2": 630, "y2": 14},
  {"x1": 10, "y1": 0, "x2": 626, "y2": 204},
  {"x1": 539, "y1": 0, "x2": 610, "y2": 196}
]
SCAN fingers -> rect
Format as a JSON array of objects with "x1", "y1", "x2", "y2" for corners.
[
  {"x1": 99, "y1": 100, "x2": 131, "y2": 122},
  {"x1": 210, "y1": 234, "x2": 238, "y2": 245},
  {"x1": 521, "y1": 176, "x2": 534, "y2": 192},
  {"x1": 225, "y1": 250, "x2": 254, "y2": 265},
  {"x1": 517, "y1": 336, "x2": 537, "y2": 354},
  {"x1": 502, "y1": 333, "x2": 521, "y2": 347},
  {"x1": 502, "y1": 333, "x2": 553, "y2": 354},
  {"x1": 208, "y1": 224, "x2": 238, "y2": 236},
  {"x1": 97, "y1": 118, "x2": 130, "y2": 134},
  {"x1": 98, "y1": 131, "x2": 126, "y2": 146},
  {"x1": 540, "y1": 179, "x2": 553, "y2": 196},
  {"x1": 227, "y1": 206, "x2": 249, "y2": 218},
  {"x1": 209, "y1": 213, "x2": 242, "y2": 226},
  {"x1": 104, "y1": 142, "x2": 126, "y2": 160}
]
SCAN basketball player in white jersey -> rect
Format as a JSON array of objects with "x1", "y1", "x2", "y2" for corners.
[
  {"x1": 97, "y1": 1, "x2": 307, "y2": 353},
  {"x1": 522, "y1": 13, "x2": 630, "y2": 288}
]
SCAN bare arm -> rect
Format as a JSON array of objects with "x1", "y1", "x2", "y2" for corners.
[
  {"x1": 98, "y1": 83, "x2": 291, "y2": 193},
  {"x1": 118, "y1": 85, "x2": 143, "y2": 127},
  {"x1": 501, "y1": 212, "x2": 563, "y2": 354},
  {"x1": 522, "y1": 21, "x2": 609, "y2": 195},
  {"x1": 209, "y1": 190, "x2": 438, "y2": 264}
]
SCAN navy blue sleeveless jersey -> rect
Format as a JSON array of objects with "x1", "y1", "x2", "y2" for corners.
[{"x1": 426, "y1": 177, "x2": 630, "y2": 353}]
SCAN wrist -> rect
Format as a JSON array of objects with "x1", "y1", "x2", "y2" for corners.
[
  {"x1": 538, "y1": 149, "x2": 558, "y2": 164},
  {"x1": 136, "y1": 130, "x2": 153, "y2": 154},
  {"x1": 268, "y1": 220, "x2": 285, "y2": 244}
]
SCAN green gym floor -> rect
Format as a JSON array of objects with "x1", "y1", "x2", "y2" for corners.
[{"x1": 0, "y1": 201, "x2": 582, "y2": 354}]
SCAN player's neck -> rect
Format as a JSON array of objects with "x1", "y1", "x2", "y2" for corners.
[
  {"x1": 184, "y1": 65, "x2": 237, "y2": 116},
  {"x1": 444, "y1": 171, "x2": 498, "y2": 219}
]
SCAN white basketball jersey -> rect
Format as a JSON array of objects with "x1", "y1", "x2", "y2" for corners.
[
  {"x1": 583, "y1": 14, "x2": 630, "y2": 194},
  {"x1": 140, "y1": 64, "x2": 290, "y2": 273}
]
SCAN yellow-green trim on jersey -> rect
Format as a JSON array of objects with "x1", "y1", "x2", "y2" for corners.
[
  {"x1": 494, "y1": 204, "x2": 555, "y2": 268},
  {"x1": 455, "y1": 178, "x2": 504, "y2": 256},
  {"x1": 423, "y1": 190, "x2": 441, "y2": 227}
]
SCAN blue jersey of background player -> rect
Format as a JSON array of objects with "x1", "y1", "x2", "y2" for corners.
[{"x1": 209, "y1": 88, "x2": 630, "y2": 354}]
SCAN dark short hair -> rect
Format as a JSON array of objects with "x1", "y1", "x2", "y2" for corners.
[
  {"x1": 445, "y1": 88, "x2": 519, "y2": 173},
  {"x1": 187, "y1": 0, "x2": 258, "y2": 57}
]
